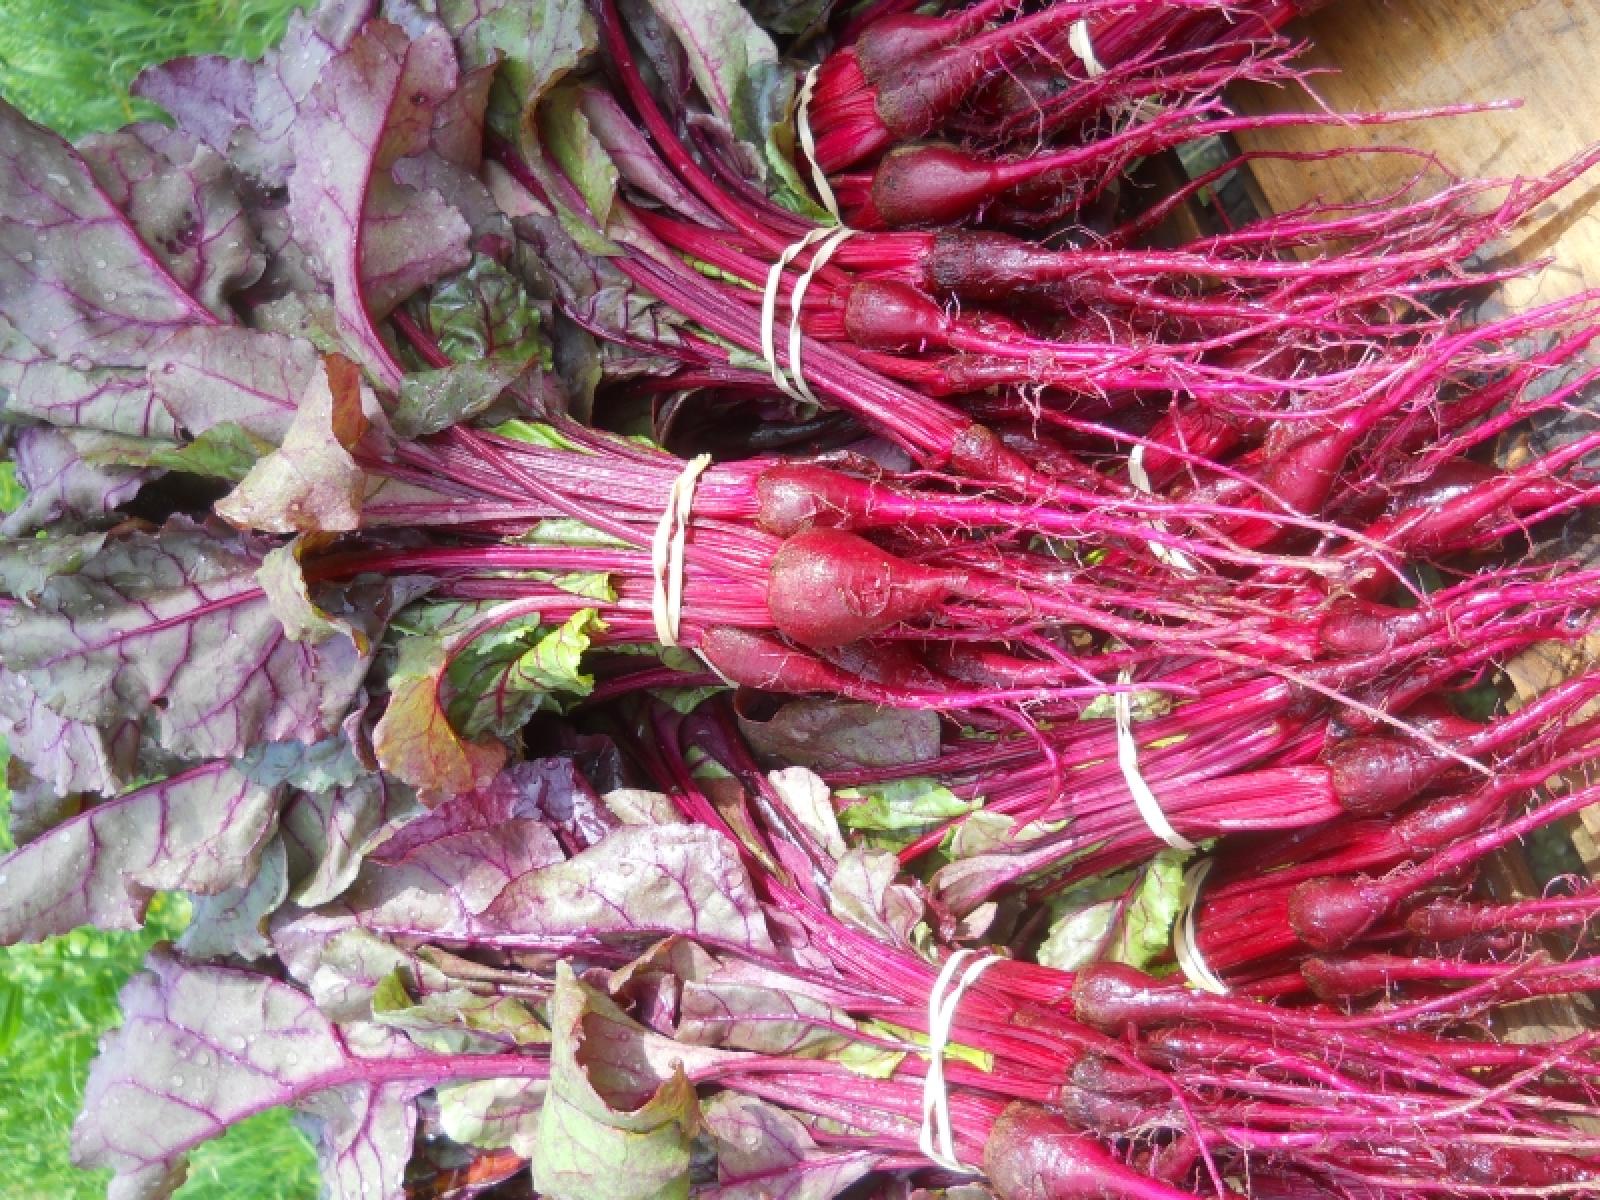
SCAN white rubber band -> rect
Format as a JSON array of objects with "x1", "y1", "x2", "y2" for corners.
[
  {"x1": 1128, "y1": 443, "x2": 1199, "y2": 576},
  {"x1": 1068, "y1": 19, "x2": 1106, "y2": 78},
  {"x1": 796, "y1": 65, "x2": 843, "y2": 222},
  {"x1": 1114, "y1": 666, "x2": 1195, "y2": 852},
  {"x1": 919, "y1": 949, "x2": 1002, "y2": 1172},
  {"x1": 1172, "y1": 858, "x2": 1230, "y2": 995},
  {"x1": 786, "y1": 226, "x2": 855, "y2": 404},
  {"x1": 761, "y1": 227, "x2": 832, "y2": 402},
  {"x1": 650, "y1": 454, "x2": 712, "y2": 647}
]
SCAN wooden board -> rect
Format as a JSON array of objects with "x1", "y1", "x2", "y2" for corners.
[
  {"x1": 1226, "y1": 0, "x2": 1600, "y2": 1042},
  {"x1": 1232, "y1": 0, "x2": 1600, "y2": 307}
]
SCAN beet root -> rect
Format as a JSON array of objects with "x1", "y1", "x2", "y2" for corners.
[
  {"x1": 765, "y1": 528, "x2": 956, "y2": 648},
  {"x1": 1287, "y1": 876, "x2": 1393, "y2": 951},
  {"x1": 755, "y1": 464, "x2": 888, "y2": 536},
  {"x1": 985, "y1": 1102, "x2": 1211, "y2": 1200},
  {"x1": 1325, "y1": 736, "x2": 1447, "y2": 816}
]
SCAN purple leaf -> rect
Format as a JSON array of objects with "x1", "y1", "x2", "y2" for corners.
[
  {"x1": 0, "y1": 426, "x2": 153, "y2": 537},
  {"x1": 371, "y1": 760, "x2": 576, "y2": 863},
  {"x1": 0, "y1": 100, "x2": 221, "y2": 367},
  {"x1": 149, "y1": 325, "x2": 319, "y2": 442},
  {"x1": 178, "y1": 836, "x2": 291, "y2": 961},
  {"x1": 230, "y1": 4, "x2": 376, "y2": 187},
  {"x1": 577, "y1": 87, "x2": 718, "y2": 224},
  {"x1": 280, "y1": 781, "x2": 566, "y2": 941},
  {"x1": 739, "y1": 700, "x2": 941, "y2": 772},
  {"x1": 359, "y1": 183, "x2": 475, "y2": 322},
  {"x1": 0, "y1": 667, "x2": 135, "y2": 799},
  {"x1": 429, "y1": 63, "x2": 496, "y2": 171},
  {"x1": 3, "y1": 768, "x2": 84, "y2": 848},
  {"x1": 482, "y1": 824, "x2": 777, "y2": 955},
  {"x1": 829, "y1": 848, "x2": 928, "y2": 954},
  {"x1": 0, "y1": 529, "x2": 107, "y2": 604},
  {"x1": 215, "y1": 355, "x2": 372, "y2": 533},
  {"x1": 642, "y1": 0, "x2": 778, "y2": 146},
  {"x1": 532, "y1": 962, "x2": 711, "y2": 1200},
  {"x1": 71, "y1": 948, "x2": 492, "y2": 1200},
  {"x1": 76, "y1": 124, "x2": 265, "y2": 316},
  {"x1": 0, "y1": 325, "x2": 177, "y2": 439},
  {"x1": 0, "y1": 761, "x2": 279, "y2": 944},
  {"x1": 294, "y1": 1082, "x2": 427, "y2": 1200},
  {"x1": 283, "y1": 776, "x2": 413, "y2": 908},
  {"x1": 701, "y1": 1093, "x2": 882, "y2": 1200},
  {"x1": 132, "y1": 55, "x2": 259, "y2": 155},
  {"x1": 287, "y1": 20, "x2": 470, "y2": 386},
  {"x1": 0, "y1": 519, "x2": 380, "y2": 758}
]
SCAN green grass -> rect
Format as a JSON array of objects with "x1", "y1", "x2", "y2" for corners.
[
  {"x1": 0, "y1": 0, "x2": 300, "y2": 139},
  {"x1": 0, "y1": 6, "x2": 319, "y2": 1194}
]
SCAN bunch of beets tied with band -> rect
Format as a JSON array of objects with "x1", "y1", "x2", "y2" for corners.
[{"x1": 8, "y1": 0, "x2": 1600, "y2": 1196}]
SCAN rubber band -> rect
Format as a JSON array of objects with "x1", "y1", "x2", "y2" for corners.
[
  {"x1": 650, "y1": 454, "x2": 711, "y2": 647},
  {"x1": 1068, "y1": 19, "x2": 1106, "y2": 78},
  {"x1": 761, "y1": 227, "x2": 832, "y2": 402},
  {"x1": 1128, "y1": 443, "x2": 1199, "y2": 575},
  {"x1": 919, "y1": 949, "x2": 1002, "y2": 1172},
  {"x1": 1172, "y1": 857, "x2": 1230, "y2": 995},
  {"x1": 1114, "y1": 666, "x2": 1195, "y2": 852},
  {"x1": 762, "y1": 226, "x2": 854, "y2": 403},
  {"x1": 795, "y1": 65, "x2": 843, "y2": 222},
  {"x1": 786, "y1": 226, "x2": 854, "y2": 404}
]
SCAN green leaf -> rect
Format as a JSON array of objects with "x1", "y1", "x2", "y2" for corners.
[
  {"x1": 0, "y1": 531, "x2": 107, "y2": 602},
  {"x1": 531, "y1": 963, "x2": 699, "y2": 1200},
  {"x1": 372, "y1": 632, "x2": 508, "y2": 797},
  {"x1": 1079, "y1": 688, "x2": 1172, "y2": 722},
  {"x1": 439, "y1": 0, "x2": 597, "y2": 144},
  {"x1": 78, "y1": 422, "x2": 273, "y2": 483},
  {"x1": 649, "y1": 685, "x2": 726, "y2": 714},
  {"x1": 393, "y1": 360, "x2": 525, "y2": 438},
  {"x1": 830, "y1": 1039, "x2": 906, "y2": 1080},
  {"x1": 511, "y1": 517, "x2": 633, "y2": 551},
  {"x1": 837, "y1": 777, "x2": 975, "y2": 835},
  {"x1": 257, "y1": 537, "x2": 366, "y2": 649},
  {"x1": 527, "y1": 569, "x2": 618, "y2": 602},
  {"x1": 643, "y1": 0, "x2": 779, "y2": 147},
  {"x1": 1036, "y1": 879, "x2": 1127, "y2": 973},
  {"x1": 493, "y1": 418, "x2": 588, "y2": 452},
  {"x1": 539, "y1": 84, "x2": 618, "y2": 228},
  {"x1": 0, "y1": 461, "x2": 24, "y2": 513},
  {"x1": 438, "y1": 1078, "x2": 547, "y2": 1153},
  {"x1": 448, "y1": 607, "x2": 603, "y2": 737},
  {"x1": 1106, "y1": 849, "x2": 1191, "y2": 970},
  {"x1": 147, "y1": 423, "x2": 273, "y2": 482},
  {"x1": 861, "y1": 1018, "x2": 992, "y2": 1072},
  {"x1": 427, "y1": 255, "x2": 551, "y2": 367},
  {"x1": 372, "y1": 970, "x2": 549, "y2": 1055}
]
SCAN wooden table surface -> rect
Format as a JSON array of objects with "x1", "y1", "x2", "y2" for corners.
[
  {"x1": 1234, "y1": 0, "x2": 1600, "y2": 307},
  {"x1": 1230, "y1": 1, "x2": 1600, "y2": 1040}
]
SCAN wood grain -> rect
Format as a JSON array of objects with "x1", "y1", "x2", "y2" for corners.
[{"x1": 1233, "y1": 0, "x2": 1600, "y2": 304}]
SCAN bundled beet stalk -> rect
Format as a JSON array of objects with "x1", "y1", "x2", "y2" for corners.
[{"x1": 2, "y1": 0, "x2": 1600, "y2": 1197}]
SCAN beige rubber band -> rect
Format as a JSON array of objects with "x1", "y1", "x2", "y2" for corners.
[
  {"x1": 650, "y1": 454, "x2": 712, "y2": 647},
  {"x1": 762, "y1": 227, "x2": 832, "y2": 401},
  {"x1": 919, "y1": 949, "x2": 1002, "y2": 1172},
  {"x1": 1068, "y1": 19, "x2": 1106, "y2": 78},
  {"x1": 786, "y1": 225, "x2": 855, "y2": 404},
  {"x1": 1129, "y1": 443, "x2": 1199, "y2": 575},
  {"x1": 796, "y1": 64, "x2": 843, "y2": 222},
  {"x1": 1114, "y1": 666, "x2": 1195, "y2": 853},
  {"x1": 1172, "y1": 857, "x2": 1230, "y2": 995}
]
